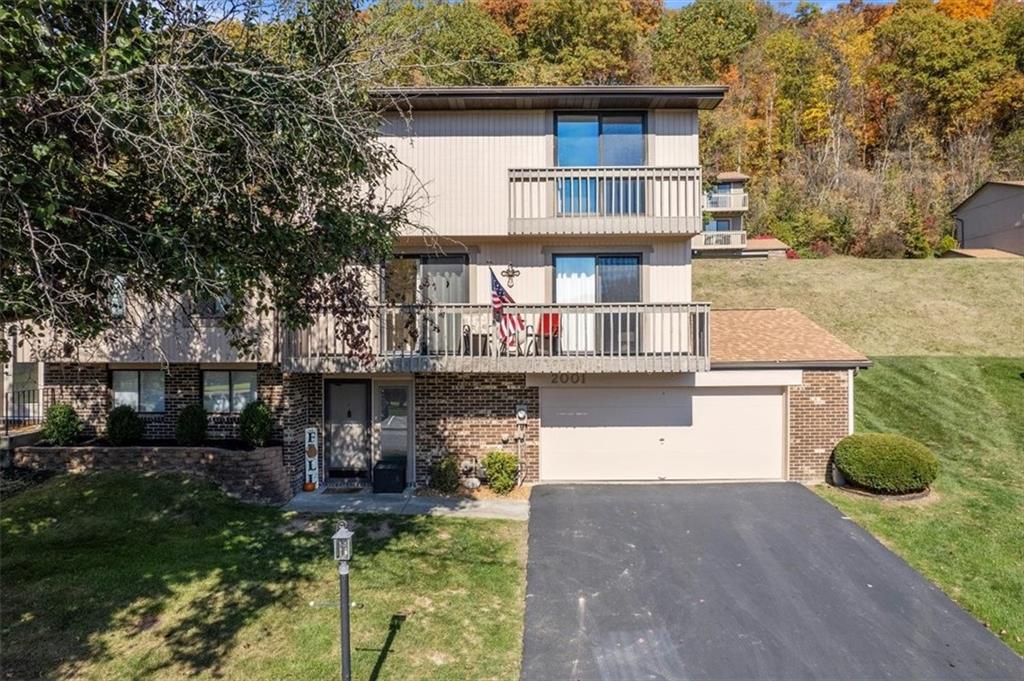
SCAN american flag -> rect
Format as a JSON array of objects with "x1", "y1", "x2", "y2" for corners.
[{"x1": 491, "y1": 268, "x2": 524, "y2": 346}]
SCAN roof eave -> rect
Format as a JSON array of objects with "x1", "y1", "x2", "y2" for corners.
[
  {"x1": 710, "y1": 359, "x2": 873, "y2": 370},
  {"x1": 372, "y1": 85, "x2": 729, "y2": 111}
]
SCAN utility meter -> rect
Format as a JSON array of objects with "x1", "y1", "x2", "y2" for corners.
[{"x1": 515, "y1": 404, "x2": 528, "y2": 424}]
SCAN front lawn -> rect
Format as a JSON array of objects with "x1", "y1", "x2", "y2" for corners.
[
  {"x1": 0, "y1": 473, "x2": 526, "y2": 680},
  {"x1": 818, "y1": 356, "x2": 1024, "y2": 655}
]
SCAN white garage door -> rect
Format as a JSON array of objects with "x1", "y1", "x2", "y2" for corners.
[{"x1": 539, "y1": 387, "x2": 785, "y2": 481}]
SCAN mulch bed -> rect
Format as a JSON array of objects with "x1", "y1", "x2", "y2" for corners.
[{"x1": 833, "y1": 484, "x2": 932, "y2": 502}]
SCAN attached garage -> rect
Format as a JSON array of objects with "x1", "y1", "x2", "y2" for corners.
[{"x1": 539, "y1": 385, "x2": 786, "y2": 481}]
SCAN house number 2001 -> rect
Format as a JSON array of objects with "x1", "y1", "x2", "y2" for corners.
[{"x1": 551, "y1": 373, "x2": 586, "y2": 384}]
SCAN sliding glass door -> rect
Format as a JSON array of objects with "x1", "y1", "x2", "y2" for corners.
[
  {"x1": 382, "y1": 255, "x2": 468, "y2": 354},
  {"x1": 555, "y1": 114, "x2": 645, "y2": 216},
  {"x1": 554, "y1": 254, "x2": 641, "y2": 355}
]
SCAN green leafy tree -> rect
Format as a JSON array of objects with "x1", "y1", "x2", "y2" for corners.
[
  {"x1": 363, "y1": 0, "x2": 516, "y2": 85},
  {"x1": 518, "y1": 0, "x2": 644, "y2": 84},
  {"x1": 651, "y1": 0, "x2": 758, "y2": 83},
  {"x1": 0, "y1": 0, "x2": 412, "y2": 362}
]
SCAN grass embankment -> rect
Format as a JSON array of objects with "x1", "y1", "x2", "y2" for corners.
[
  {"x1": 694, "y1": 256, "x2": 1023, "y2": 356},
  {"x1": 0, "y1": 474, "x2": 526, "y2": 680},
  {"x1": 823, "y1": 356, "x2": 1024, "y2": 655}
]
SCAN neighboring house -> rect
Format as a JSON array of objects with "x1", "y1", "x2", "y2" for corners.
[
  {"x1": 23, "y1": 86, "x2": 868, "y2": 493},
  {"x1": 949, "y1": 180, "x2": 1024, "y2": 257},
  {"x1": 692, "y1": 172, "x2": 789, "y2": 258}
]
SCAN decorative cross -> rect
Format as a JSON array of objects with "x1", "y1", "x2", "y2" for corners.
[{"x1": 501, "y1": 263, "x2": 521, "y2": 288}]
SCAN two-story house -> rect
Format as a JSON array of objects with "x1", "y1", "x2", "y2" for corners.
[{"x1": 16, "y1": 86, "x2": 868, "y2": 494}]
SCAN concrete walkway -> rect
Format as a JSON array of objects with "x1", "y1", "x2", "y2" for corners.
[{"x1": 284, "y1": 489, "x2": 529, "y2": 521}]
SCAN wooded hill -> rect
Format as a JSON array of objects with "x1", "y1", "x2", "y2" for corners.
[{"x1": 362, "y1": 0, "x2": 1024, "y2": 257}]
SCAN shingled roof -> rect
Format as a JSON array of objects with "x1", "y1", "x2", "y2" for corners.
[{"x1": 711, "y1": 308, "x2": 870, "y2": 369}]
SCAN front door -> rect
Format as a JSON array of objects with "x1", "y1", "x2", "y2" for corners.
[{"x1": 325, "y1": 380, "x2": 371, "y2": 476}]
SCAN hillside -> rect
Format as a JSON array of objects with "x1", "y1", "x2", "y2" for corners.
[{"x1": 694, "y1": 257, "x2": 1024, "y2": 357}]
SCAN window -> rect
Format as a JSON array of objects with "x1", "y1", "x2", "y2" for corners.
[
  {"x1": 708, "y1": 218, "x2": 733, "y2": 231},
  {"x1": 111, "y1": 370, "x2": 165, "y2": 413},
  {"x1": 555, "y1": 114, "x2": 645, "y2": 167},
  {"x1": 202, "y1": 370, "x2": 257, "y2": 413},
  {"x1": 109, "y1": 275, "x2": 126, "y2": 319}
]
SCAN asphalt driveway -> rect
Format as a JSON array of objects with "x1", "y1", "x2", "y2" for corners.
[{"x1": 521, "y1": 483, "x2": 1023, "y2": 681}]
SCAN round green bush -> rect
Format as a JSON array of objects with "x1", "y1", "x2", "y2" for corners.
[
  {"x1": 482, "y1": 450, "x2": 519, "y2": 495},
  {"x1": 176, "y1": 403, "x2": 207, "y2": 446},
  {"x1": 834, "y1": 433, "x2": 939, "y2": 494},
  {"x1": 429, "y1": 455, "x2": 461, "y2": 494},
  {"x1": 41, "y1": 403, "x2": 81, "y2": 445},
  {"x1": 239, "y1": 401, "x2": 273, "y2": 448},
  {"x1": 106, "y1": 405, "x2": 144, "y2": 446}
]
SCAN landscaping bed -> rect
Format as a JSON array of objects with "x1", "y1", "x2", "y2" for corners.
[{"x1": 0, "y1": 472, "x2": 527, "y2": 680}]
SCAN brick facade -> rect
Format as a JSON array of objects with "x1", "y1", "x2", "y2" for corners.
[
  {"x1": 414, "y1": 373, "x2": 539, "y2": 485},
  {"x1": 281, "y1": 373, "x2": 323, "y2": 491},
  {"x1": 13, "y1": 444, "x2": 291, "y2": 504},
  {"x1": 787, "y1": 369, "x2": 851, "y2": 482},
  {"x1": 42, "y1": 363, "x2": 108, "y2": 437},
  {"x1": 42, "y1": 362, "x2": 284, "y2": 442}
]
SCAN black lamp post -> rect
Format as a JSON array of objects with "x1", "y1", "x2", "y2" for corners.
[{"x1": 333, "y1": 524, "x2": 354, "y2": 681}]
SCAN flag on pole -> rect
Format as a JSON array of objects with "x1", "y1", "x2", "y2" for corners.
[{"x1": 490, "y1": 268, "x2": 524, "y2": 347}]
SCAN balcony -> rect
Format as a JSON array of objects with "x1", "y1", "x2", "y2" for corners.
[
  {"x1": 508, "y1": 167, "x2": 703, "y2": 236},
  {"x1": 283, "y1": 303, "x2": 710, "y2": 374},
  {"x1": 693, "y1": 230, "x2": 747, "y2": 250},
  {"x1": 704, "y1": 192, "x2": 749, "y2": 211}
]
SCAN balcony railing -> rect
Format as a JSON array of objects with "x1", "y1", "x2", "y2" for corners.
[
  {"x1": 3, "y1": 389, "x2": 46, "y2": 436},
  {"x1": 508, "y1": 166, "x2": 703, "y2": 235},
  {"x1": 283, "y1": 303, "x2": 710, "y2": 374},
  {"x1": 704, "y1": 192, "x2": 749, "y2": 211},
  {"x1": 693, "y1": 230, "x2": 747, "y2": 250}
]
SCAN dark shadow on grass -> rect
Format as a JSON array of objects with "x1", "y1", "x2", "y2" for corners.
[
  {"x1": 0, "y1": 472, "x2": 437, "y2": 679},
  {"x1": 363, "y1": 614, "x2": 406, "y2": 681}
]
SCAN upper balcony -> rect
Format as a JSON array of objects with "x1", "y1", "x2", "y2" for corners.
[
  {"x1": 282, "y1": 302, "x2": 710, "y2": 374},
  {"x1": 508, "y1": 166, "x2": 703, "y2": 236},
  {"x1": 704, "y1": 191, "x2": 749, "y2": 212}
]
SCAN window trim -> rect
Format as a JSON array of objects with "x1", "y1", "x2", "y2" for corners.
[
  {"x1": 201, "y1": 369, "x2": 258, "y2": 414},
  {"x1": 553, "y1": 111, "x2": 648, "y2": 167},
  {"x1": 109, "y1": 369, "x2": 166, "y2": 414}
]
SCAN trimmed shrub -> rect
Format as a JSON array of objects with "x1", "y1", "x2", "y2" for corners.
[
  {"x1": 106, "y1": 405, "x2": 144, "y2": 446},
  {"x1": 482, "y1": 450, "x2": 519, "y2": 495},
  {"x1": 41, "y1": 403, "x2": 81, "y2": 445},
  {"x1": 239, "y1": 401, "x2": 273, "y2": 448},
  {"x1": 834, "y1": 433, "x2": 939, "y2": 494},
  {"x1": 176, "y1": 403, "x2": 207, "y2": 445},
  {"x1": 429, "y1": 455, "x2": 460, "y2": 494}
]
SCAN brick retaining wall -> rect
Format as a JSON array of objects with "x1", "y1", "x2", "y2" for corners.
[{"x1": 13, "y1": 444, "x2": 292, "y2": 504}]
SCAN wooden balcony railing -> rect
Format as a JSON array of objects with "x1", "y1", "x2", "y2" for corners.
[
  {"x1": 283, "y1": 302, "x2": 710, "y2": 373},
  {"x1": 508, "y1": 166, "x2": 703, "y2": 235},
  {"x1": 704, "y1": 192, "x2": 749, "y2": 211},
  {"x1": 693, "y1": 230, "x2": 747, "y2": 250}
]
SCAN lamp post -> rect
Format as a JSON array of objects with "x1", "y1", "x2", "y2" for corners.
[{"x1": 332, "y1": 524, "x2": 354, "y2": 681}]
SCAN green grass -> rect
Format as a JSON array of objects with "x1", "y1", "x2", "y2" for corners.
[
  {"x1": 694, "y1": 256, "x2": 1024, "y2": 356},
  {"x1": 817, "y1": 357, "x2": 1024, "y2": 654},
  {"x1": 0, "y1": 473, "x2": 526, "y2": 680}
]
